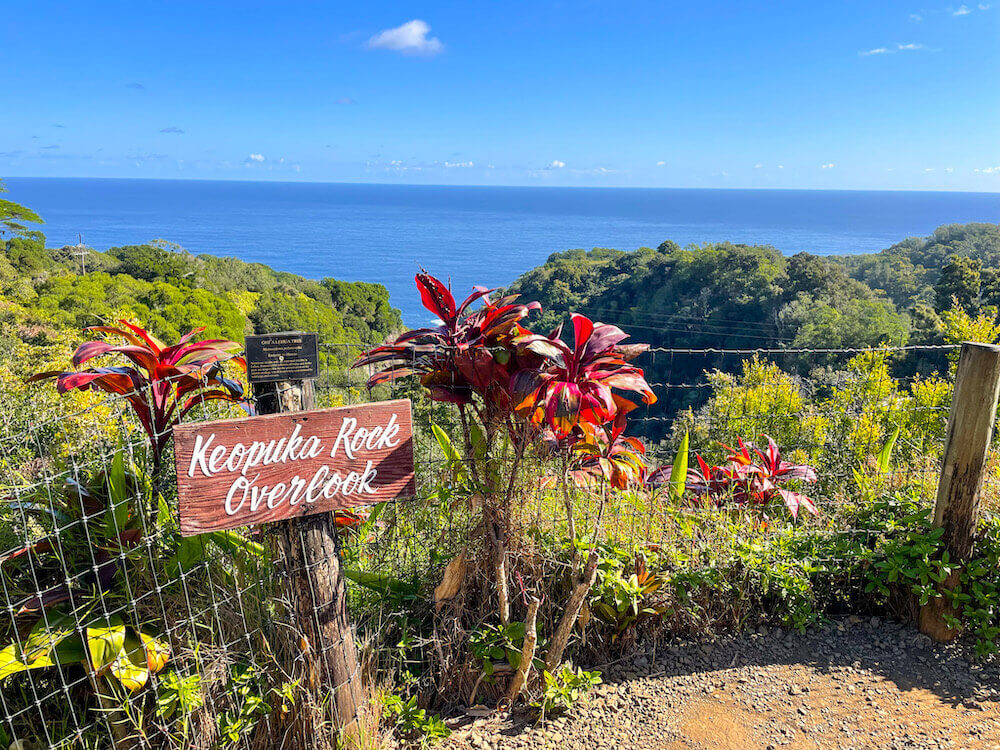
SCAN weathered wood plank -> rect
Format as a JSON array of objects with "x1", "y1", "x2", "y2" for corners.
[{"x1": 173, "y1": 399, "x2": 415, "y2": 535}]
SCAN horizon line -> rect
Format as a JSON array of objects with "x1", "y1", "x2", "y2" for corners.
[{"x1": 4, "y1": 174, "x2": 999, "y2": 196}]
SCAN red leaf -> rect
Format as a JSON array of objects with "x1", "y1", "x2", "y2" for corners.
[
  {"x1": 0, "y1": 539, "x2": 53, "y2": 566},
  {"x1": 72, "y1": 340, "x2": 115, "y2": 368},
  {"x1": 582, "y1": 322, "x2": 629, "y2": 358},
  {"x1": 415, "y1": 272, "x2": 457, "y2": 323},
  {"x1": 118, "y1": 320, "x2": 167, "y2": 354},
  {"x1": 545, "y1": 381, "x2": 582, "y2": 436},
  {"x1": 456, "y1": 286, "x2": 495, "y2": 317},
  {"x1": 84, "y1": 325, "x2": 149, "y2": 348},
  {"x1": 570, "y1": 313, "x2": 595, "y2": 351}
]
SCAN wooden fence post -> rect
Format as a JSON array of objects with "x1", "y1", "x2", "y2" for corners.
[
  {"x1": 256, "y1": 378, "x2": 368, "y2": 748},
  {"x1": 919, "y1": 341, "x2": 1000, "y2": 641}
]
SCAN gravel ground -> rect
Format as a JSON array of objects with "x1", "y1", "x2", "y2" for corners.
[{"x1": 438, "y1": 616, "x2": 1000, "y2": 750}]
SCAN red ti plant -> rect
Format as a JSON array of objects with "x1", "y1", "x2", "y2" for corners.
[
  {"x1": 570, "y1": 406, "x2": 649, "y2": 489},
  {"x1": 720, "y1": 436, "x2": 818, "y2": 518},
  {"x1": 354, "y1": 272, "x2": 543, "y2": 627},
  {"x1": 510, "y1": 316, "x2": 656, "y2": 672},
  {"x1": 649, "y1": 435, "x2": 818, "y2": 519},
  {"x1": 353, "y1": 271, "x2": 540, "y2": 425},
  {"x1": 511, "y1": 313, "x2": 656, "y2": 438},
  {"x1": 29, "y1": 321, "x2": 248, "y2": 468},
  {"x1": 353, "y1": 274, "x2": 659, "y2": 675}
]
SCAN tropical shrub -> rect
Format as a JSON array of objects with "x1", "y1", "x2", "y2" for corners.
[
  {"x1": 29, "y1": 320, "x2": 248, "y2": 468},
  {"x1": 354, "y1": 272, "x2": 657, "y2": 700},
  {"x1": 649, "y1": 435, "x2": 819, "y2": 518}
]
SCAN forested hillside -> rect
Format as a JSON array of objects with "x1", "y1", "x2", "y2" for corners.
[
  {"x1": 511, "y1": 223, "x2": 1000, "y2": 352},
  {"x1": 509, "y1": 222, "x2": 1000, "y2": 425},
  {"x1": 0, "y1": 181, "x2": 403, "y2": 441},
  {"x1": 0, "y1": 181, "x2": 401, "y2": 361}
]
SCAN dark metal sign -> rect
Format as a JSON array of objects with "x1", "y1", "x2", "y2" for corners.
[{"x1": 245, "y1": 331, "x2": 319, "y2": 384}]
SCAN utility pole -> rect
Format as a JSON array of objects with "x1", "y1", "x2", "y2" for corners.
[{"x1": 71, "y1": 233, "x2": 90, "y2": 275}]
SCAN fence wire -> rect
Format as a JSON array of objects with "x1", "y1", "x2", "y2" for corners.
[{"x1": 0, "y1": 340, "x2": 987, "y2": 749}]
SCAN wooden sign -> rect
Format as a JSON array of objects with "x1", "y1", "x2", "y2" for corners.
[
  {"x1": 245, "y1": 331, "x2": 320, "y2": 384},
  {"x1": 174, "y1": 399, "x2": 415, "y2": 536}
]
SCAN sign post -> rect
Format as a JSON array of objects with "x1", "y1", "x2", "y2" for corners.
[{"x1": 175, "y1": 335, "x2": 413, "y2": 746}]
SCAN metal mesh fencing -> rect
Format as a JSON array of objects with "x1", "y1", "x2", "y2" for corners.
[{"x1": 0, "y1": 340, "x2": 984, "y2": 749}]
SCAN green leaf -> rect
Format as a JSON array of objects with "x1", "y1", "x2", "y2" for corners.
[
  {"x1": 876, "y1": 427, "x2": 900, "y2": 475},
  {"x1": 469, "y1": 423, "x2": 488, "y2": 461},
  {"x1": 432, "y1": 423, "x2": 467, "y2": 482},
  {"x1": 206, "y1": 530, "x2": 265, "y2": 560},
  {"x1": 432, "y1": 424, "x2": 460, "y2": 462},
  {"x1": 0, "y1": 615, "x2": 87, "y2": 682},
  {"x1": 105, "y1": 449, "x2": 130, "y2": 536},
  {"x1": 668, "y1": 431, "x2": 689, "y2": 502},
  {"x1": 169, "y1": 536, "x2": 207, "y2": 576},
  {"x1": 86, "y1": 616, "x2": 126, "y2": 674},
  {"x1": 343, "y1": 569, "x2": 419, "y2": 599}
]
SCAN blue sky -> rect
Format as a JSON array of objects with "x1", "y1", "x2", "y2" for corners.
[{"x1": 2, "y1": 1, "x2": 998, "y2": 190}]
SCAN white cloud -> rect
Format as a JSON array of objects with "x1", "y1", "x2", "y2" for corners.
[
  {"x1": 946, "y1": 167, "x2": 954, "y2": 173},
  {"x1": 754, "y1": 163, "x2": 763, "y2": 169},
  {"x1": 952, "y1": 4, "x2": 972, "y2": 14},
  {"x1": 924, "y1": 167, "x2": 935, "y2": 172},
  {"x1": 656, "y1": 160, "x2": 666, "y2": 166},
  {"x1": 390, "y1": 159, "x2": 403, "y2": 166},
  {"x1": 909, "y1": 13, "x2": 923, "y2": 21},
  {"x1": 979, "y1": 3, "x2": 991, "y2": 9},
  {"x1": 861, "y1": 43, "x2": 927, "y2": 57},
  {"x1": 444, "y1": 161, "x2": 474, "y2": 168},
  {"x1": 975, "y1": 166, "x2": 1000, "y2": 173},
  {"x1": 821, "y1": 163, "x2": 836, "y2": 169},
  {"x1": 247, "y1": 153, "x2": 264, "y2": 162},
  {"x1": 549, "y1": 160, "x2": 566, "y2": 169},
  {"x1": 367, "y1": 20, "x2": 443, "y2": 55},
  {"x1": 777, "y1": 164, "x2": 785, "y2": 169}
]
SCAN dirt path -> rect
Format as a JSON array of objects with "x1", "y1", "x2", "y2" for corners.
[{"x1": 441, "y1": 617, "x2": 1000, "y2": 749}]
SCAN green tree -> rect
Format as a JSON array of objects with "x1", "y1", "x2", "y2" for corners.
[
  {"x1": 0, "y1": 179, "x2": 44, "y2": 243},
  {"x1": 934, "y1": 255, "x2": 981, "y2": 312}
]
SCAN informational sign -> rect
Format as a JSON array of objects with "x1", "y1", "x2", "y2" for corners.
[
  {"x1": 244, "y1": 331, "x2": 319, "y2": 384},
  {"x1": 174, "y1": 399, "x2": 415, "y2": 536}
]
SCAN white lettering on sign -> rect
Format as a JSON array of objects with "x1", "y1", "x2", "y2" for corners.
[
  {"x1": 330, "y1": 413, "x2": 401, "y2": 459},
  {"x1": 190, "y1": 418, "x2": 399, "y2": 512}
]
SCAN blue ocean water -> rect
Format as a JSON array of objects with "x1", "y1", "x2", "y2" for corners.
[{"x1": 6, "y1": 177, "x2": 999, "y2": 326}]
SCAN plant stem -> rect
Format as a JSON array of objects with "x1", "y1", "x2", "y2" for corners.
[
  {"x1": 545, "y1": 491, "x2": 609, "y2": 672},
  {"x1": 458, "y1": 403, "x2": 510, "y2": 625},
  {"x1": 506, "y1": 596, "x2": 540, "y2": 703},
  {"x1": 561, "y1": 451, "x2": 578, "y2": 578}
]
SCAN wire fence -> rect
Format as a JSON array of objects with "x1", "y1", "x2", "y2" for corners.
[{"x1": 0, "y1": 340, "x2": 987, "y2": 749}]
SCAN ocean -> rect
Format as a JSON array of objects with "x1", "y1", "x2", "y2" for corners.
[{"x1": 5, "y1": 177, "x2": 999, "y2": 325}]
